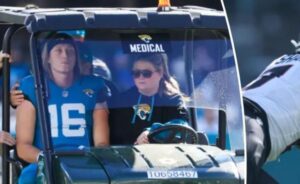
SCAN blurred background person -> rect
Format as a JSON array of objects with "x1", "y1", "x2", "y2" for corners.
[
  {"x1": 193, "y1": 41, "x2": 218, "y2": 86},
  {"x1": 109, "y1": 50, "x2": 133, "y2": 91},
  {"x1": 77, "y1": 42, "x2": 111, "y2": 80}
]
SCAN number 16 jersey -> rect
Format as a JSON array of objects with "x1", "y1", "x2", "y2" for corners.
[{"x1": 20, "y1": 75, "x2": 108, "y2": 151}]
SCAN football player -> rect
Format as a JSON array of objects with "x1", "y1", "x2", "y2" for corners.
[
  {"x1": 16, "y1": 33, "x2": 110, "y2": 183},
  {"x1": 244, "y1": 39, "x2": 300, "y2": 183}
]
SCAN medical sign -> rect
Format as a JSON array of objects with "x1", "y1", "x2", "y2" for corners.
[{"x1": 121, "y1": 33, "x2": 171, "y2": 53}]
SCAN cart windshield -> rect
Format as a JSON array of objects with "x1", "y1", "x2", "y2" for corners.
[{"x1": 33, "y1": 29, "x2": 243, "y2": 151}]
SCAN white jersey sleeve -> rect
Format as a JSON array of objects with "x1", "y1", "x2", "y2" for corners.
[{"x1": 243, "y1": 54, "x2": 300, "y2": 161}]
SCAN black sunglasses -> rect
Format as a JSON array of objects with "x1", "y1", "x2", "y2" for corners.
[{"x1": 132, "y1": 69, "x2": 156, "y2": 78}]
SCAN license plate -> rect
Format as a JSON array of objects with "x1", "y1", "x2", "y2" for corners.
[{"x1": 147, "y1": 170, "x2": 198, "y2": 179}]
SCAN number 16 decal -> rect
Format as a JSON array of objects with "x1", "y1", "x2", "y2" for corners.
[{"x1": 48, "y1": 103, "x2": 86, "y2": 137}]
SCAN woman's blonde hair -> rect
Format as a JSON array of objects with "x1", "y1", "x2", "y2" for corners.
[
  {"x1": 133, "y1": 53, "x2": 181, "y2": 96},
  {"x1": 41, "y1": 32, "x2": 80, "y2": 80}
]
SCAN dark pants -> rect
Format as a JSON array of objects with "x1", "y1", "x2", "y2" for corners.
[{"x1": 244, "y1": 98, "x2": 271, "y2": 184}]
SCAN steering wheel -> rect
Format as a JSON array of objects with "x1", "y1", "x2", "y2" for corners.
[{"x1": 148, "y1": 124, "x2": 198, "y2": 144}]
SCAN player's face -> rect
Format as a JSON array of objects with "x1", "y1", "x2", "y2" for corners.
[
  {"x1": 48, "y1": 43, "x2": 76, "y2": 74},
  {"x1": 132, "y1": 60, "x2": 162, "y2": 95}
]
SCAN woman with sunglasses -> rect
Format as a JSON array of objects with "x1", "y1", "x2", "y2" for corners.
[{"x1": 110, "y1": 53, "x2": 188, "y2": 145}]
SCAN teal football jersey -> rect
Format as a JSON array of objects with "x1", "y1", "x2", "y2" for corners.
[{"x1": 20, "y1": 75, "x2": 107, "y2": 151}]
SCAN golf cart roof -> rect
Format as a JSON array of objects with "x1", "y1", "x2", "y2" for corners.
[{"x1": 0, "y1": 6, "x2": 226, "y2": 32}]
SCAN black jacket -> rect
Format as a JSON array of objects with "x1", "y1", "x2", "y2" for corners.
[{"x1": 109, "y1": 87, "x2": 188, "y2": 145}]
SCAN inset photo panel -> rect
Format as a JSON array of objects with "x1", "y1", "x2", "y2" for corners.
[{"x1": 224, "y1": 0, "x2": 300, "y2": 183}]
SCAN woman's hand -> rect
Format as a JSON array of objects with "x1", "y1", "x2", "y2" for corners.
[
  {"x1": 0, "y1": 131, "x2": 16, "y2": 146},
  {"x1": 135, "y1": 130, "x2": 150, "y2": 145}
]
